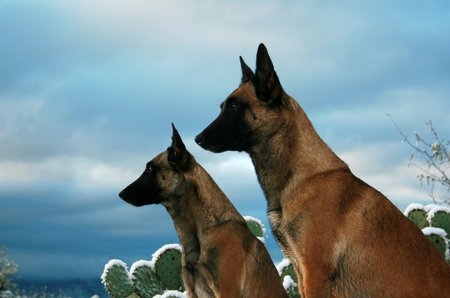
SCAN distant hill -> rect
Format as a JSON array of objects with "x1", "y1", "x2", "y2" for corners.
[{"x1": 15, "y1": 278, "x2": 109, "y2": 298}]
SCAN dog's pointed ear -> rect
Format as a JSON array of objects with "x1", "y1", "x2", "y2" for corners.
[
  {"x1": 240, "y1": 56, "x2": 254, "y2": 83},
  {"x1": 253, "y1": 43, "x2": 283, "y2": 105},
  {"x1": 168, "y1": 123, "x2": 191, "y2": 171}
]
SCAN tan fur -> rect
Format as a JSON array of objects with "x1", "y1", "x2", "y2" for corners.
[
  {"x1": 196, "y1": 44, "x2": 450, "y2": 297},
  {"x1": 120, "y1": 126, "x2": 288, "y2": 298}
]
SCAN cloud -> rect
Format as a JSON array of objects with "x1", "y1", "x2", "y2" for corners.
[
  {"x1": 1, "y1": 0, "x2": 449, "y2": 283},
  {"x1": 338, "y1": 142, "x2": 436, "y2": 211}
]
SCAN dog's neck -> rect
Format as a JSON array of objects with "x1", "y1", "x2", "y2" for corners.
[
  {"x1": 164, "y1": 164, "x2": 245, "y2": 253},
  {"x1": 249, "y1": 97, "x2": 347, "y2": 211},
  {"x1": 191, "y1": 165, "x2": 245, "y2": 236},
  {"x1": 164, "y1": 187, "x2": 201, "y2": 262}
]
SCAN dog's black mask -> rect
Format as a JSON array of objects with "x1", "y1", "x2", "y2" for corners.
[
  {"x1": 195, "y1": 97, "x2": 253, "y2": 153},
  {"x1": 119, "y1": 161, "x2": 163, "y2": 207}
]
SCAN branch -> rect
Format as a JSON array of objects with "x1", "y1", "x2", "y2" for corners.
[{"x1": 388, "y1": 114, "x2": 450, "y2": 203}]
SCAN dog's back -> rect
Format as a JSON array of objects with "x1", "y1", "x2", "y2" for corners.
[{"x1": 291, "y1": 167, "x2": 450, "y2": 297}]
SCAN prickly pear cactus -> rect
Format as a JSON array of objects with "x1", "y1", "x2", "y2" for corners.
[
  {"x1": 405, "y1": 203, "x2": 450, "y2": 263},
  {"x1": 427, "y1": 233, "x2": 447, "y2": 257},
  {"x1": 278, "y1": 259, "x2": 298, "y2": 283},
  {"x1": 153, "y1": 246, "x2": 184, "y2": 291},
  {"x1": 244, "y1": 215, "x2": 266, "y2": 244},
  {"x1": 277, "y1": 258, "x2": 300, "y2": 298},
  {"x1": 130, "y1": 261, "x2": 164, "y2": 298},
  {"x1": 422, "y1": 227, "x2": 448, "y2": 259},
  {"x1": 103, "y1": 216, "x2": 298, "y2": 297},
  {"x1": 244, "y1": 216, "x2": 264, "y2": 238},
  {"x1": 101, "y1": 260, "x2": 134, "y2": 298},
  {"x1": 283, "y1": 275, "x2": 301, "y2": 298},
  {"x1": 102, "y1": 245, "x2": 186, "y2": 298},
  {"x1": 428, "y1": 207, "x2": 450, "y2": 236},
  {"x1": 404, "y1": 204, "x2": 429, "y2": 229}
]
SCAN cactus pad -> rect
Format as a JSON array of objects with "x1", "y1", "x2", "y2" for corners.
[
  {"x1": 277, "y1": 259, "x2": 300, "y2": 298},
  {"x1": 426, "y1": 233, "x2": 447, "y2": 258},
  {"x1": 101, "y1": 260, "x2": 134, "y2": 298},
  {"x1": 428, "y1": 207, "x2": 450, "y2": 236},
  {"x1": 153, "y1": 246, "x2": 183, "y2": 291},
  {"x1": 131, "y1": 261, "x2": 165, "y2": 298},
  {"x1": 422, "y1": 227, "x2": 448, "y2": 259},
  {"x1": 283, "y1": 275, "x2": 300, "y2": 298},
  {"x1": 243, "y1": 215, "x2": 266, "y2": 244},
  {"x1": 406, "y1": 209, "x2": 429, "y2": 229},
  {"x1": 280, "y1": 263, "x2": 298, "y2": 284},
  {"x1": 245, "y1": 218, "x2": 264, "y2": 238}
]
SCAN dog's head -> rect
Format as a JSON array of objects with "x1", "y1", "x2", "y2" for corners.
[
  {"x1": 195, "y1": 43, "x2": 288, "y2": 153},
  {"x1": 119, "y1": 124, "x2": 194, "y2": 207}
]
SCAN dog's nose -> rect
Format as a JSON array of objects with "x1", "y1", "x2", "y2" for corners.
[
  {"x1": 119, "y1": 190, "x2": 124, "y2": 198},
  {"x1": 194, "y1": 134, "x2": 203, "y2": 145}
]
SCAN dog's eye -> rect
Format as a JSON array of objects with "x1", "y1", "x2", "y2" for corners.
[
  {"x1": 146, "y1": 165, "x2": 152, "y2": 173},
  {"x1": 231, "y1": 103, "x2": 239, "y2": 111}
]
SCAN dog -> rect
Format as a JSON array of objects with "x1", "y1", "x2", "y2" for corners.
[
  {"x1": 195, "y1": 44, "x2": 450, "y2": 297},
  {"x1": 119, "y1": 124, "x2": 288, "y2": 298}
]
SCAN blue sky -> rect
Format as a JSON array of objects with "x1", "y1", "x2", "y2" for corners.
[{"x1": 1, "y1": 0, "x2": 449, "y2": 282}]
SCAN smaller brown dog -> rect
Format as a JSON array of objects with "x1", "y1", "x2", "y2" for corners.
[{"x1": 119, "y1": 124, "x2": 288, "y2": 298}]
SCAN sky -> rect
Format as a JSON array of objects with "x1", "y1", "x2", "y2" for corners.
[{"x1": 1, "y1": 0, "x2": 450, "y2": 283}]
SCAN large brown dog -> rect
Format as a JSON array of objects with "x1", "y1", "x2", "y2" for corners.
[
  {"x1": 195, "y1": 44, "x2": 450, "y2": 297},
  {"x1": 119, "y1": 124, "x2": 288, "y2": 298}
]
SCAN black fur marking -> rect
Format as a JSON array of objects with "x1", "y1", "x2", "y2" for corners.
[
  {"x1": 330, "y1": 272, "x2": 337, "y2": 282},
  {"x1": 240, "y1": 56, "x2": 254, "y2": 83},
  {"x1": 204, "y1": 247, "x2": 221, "y2": 288}
]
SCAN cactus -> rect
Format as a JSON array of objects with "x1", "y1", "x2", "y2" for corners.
[
  {"x1": 422, "y1": 227, "x2": 448, "y2": 259},
  {"x1": 101, "y1": 260, "x2": 134, "y2": 298},
  {"x1": 130, "y1": 261, "x2": 165, "y2": 298},
  {"x1": 244, "y1": 215, "x2": 265, "y2": 240},
  {"x1": 405, "y1": 203, "x2": 450, "y2": 262},
  {"x1": 103, "y1": 217, "x2": 300, "y2": 297},
  {"x1": 152, "y1": 245, "x2": 184, "y2": 291},
  {"x1": 102, "y1": 245, "x2": 185, "y2": 298},
  {"x1": 427, "y1": 206, "x2": 450, "y2": 236},
  {"x1": 427, "y1": 233, "x2": 447, "y2": 257},
  {"x1": 278, "y1": 261, "x2": 298, "y2": 283},
  {"x1": 404, "y1": 204, "x2": 429, "y2": 229},
  {"x1": 283, "y1": 275, "x2": 301, "y2": 298},
  {"x1": 277, "y1": 258, "x2": 300, "y2": 297}
]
